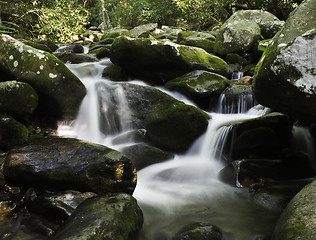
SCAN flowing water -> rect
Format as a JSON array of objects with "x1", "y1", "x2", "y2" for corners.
[{"x1": 58, "y1": 60, "x2": 280, "y2": 240}]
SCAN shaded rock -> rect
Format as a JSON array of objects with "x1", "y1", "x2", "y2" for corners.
[
  {"x1": 102, "y1": 64, "x2": 129, "y2": 81},
  {"x1": 29, "y1": 190, "x2": 97, "y2": 221},
  {"x1": 130, "y1": 23, "x2": 158, "y2": 38},
  {"x1": 121, "y1": 143, "x2": 174, "y2": 170},
  {"x1": 120, "y1": 83, "x2": 210, "y2": 152},
  {"x1": 227, "y1": 10, "x2": 284, "y2": 39},
  {"x1": 273, "y1": 179, "x2": 316, "y2": 240},
  {"x1": 165, "y1": 70, "x2": 230, "y2": 109},
  {"x1": 55, "y1": 43, "x2": 84, "y2": 53},
  {"x1": 49, "y1": 193, "x2": 143, "y2": 240},
  {"x1": 0, "y1": 114, "x2": 28, "y2": 150},
  {"x1": 0, "y1": 34, "x2": 86, "y2": 119},
  {"x1": 214, "y1": 18, "x2": 261, "y2": 56},
  {"x1": 36, "y1": 40, "x2": 59, "y2": 52},
  {"x1": 0, "y1": 81, "x2": 38, "y2": 119},
  {"x1": 3, "y1": 137, "x2": 136, "y2": 194},
  {"x1": 54, "y1": 52, "x2": 99, "y2": 64},
  {"x1": 172, "y1": 222, "x2": 222, "y2": 240},
  {"x1": 110, "y1": 36, "x2": 227, "y2": 84},
  {"x1": 0, "y1": 152, "x2": 6, "y2": 188},
  {"x1": 152, "y1": 26, "x2": 183, "y2": 41},
  {"x1": 253, "y1": 0, "x2": 316, "y2": 123},
  {"x1": 177, "y1": 31, "x2": 216, "y2": 53},
  {"x1": 111, "y1": 129, "x2": 148, "y2": 145}
]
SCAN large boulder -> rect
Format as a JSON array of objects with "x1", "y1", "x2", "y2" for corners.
[
  {"x1": 253, "y1": 0, "x2": 316, "y2": 123},
  {"x1": 130, "y1": 23, "x2": 158, "y2": 38},
  {"x1": 121, "y1": 83, "x2": 210, "y2": 152},
  {"x1": 50, "y1": 194, "x2": 143, "y2": 240},
  {"x1": 273, "y1": 179, "x2": 316, "y2": 240},
  {"x1": 0, "y1": 81, "x2": 38, "y2": 119},
  {"x1": 172, "y1": 223, "x2": 222, "y2": 240},
  {"x1": 0, "y1": 114, "x2": 29, "y2": 150},
  {"x1": 0, "y1": 34, "x2": 86, "y2": 119},
  {"x1": 3, "y1": 137, "x2": 137, "y2": 194},
  {"x1": 110, "y1": 36, "x2": 227, "y2": 84},
  {"x1": 165, "y1": 70, "x2": 230, "y2": 109},
  {"x1": 214, "y1": 17, "x2": 261, "y2": 56}
]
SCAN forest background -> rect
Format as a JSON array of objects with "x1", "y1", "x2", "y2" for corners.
[{"x1": 0, "y1": 0, "x2": 302, "y2": 43}]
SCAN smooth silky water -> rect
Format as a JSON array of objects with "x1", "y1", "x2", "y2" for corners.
[{"x1": 58, "y1": 60, "x2": 279, "y2": 240}]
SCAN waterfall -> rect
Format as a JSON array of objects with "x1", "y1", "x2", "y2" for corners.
[{"x1": 58, "y1": 60, "x2": 278, "y2": 240}]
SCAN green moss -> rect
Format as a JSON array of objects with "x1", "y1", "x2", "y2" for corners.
[{"x1": 287, "y1": 224, "x2": 306, "y2": 240}]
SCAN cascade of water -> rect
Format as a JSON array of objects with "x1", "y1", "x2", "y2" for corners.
[{"x1": 58, "y1": 60, "x2": 278, "y2": 240}]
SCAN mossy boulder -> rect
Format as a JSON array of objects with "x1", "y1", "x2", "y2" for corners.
[
  {"x1": 3, "y1": 137, "x2": 137, "y2": 194},
  {"x1": 110, "y1": 36, "x2": 227, "y2": 84},
  {"x1": 120, "y1": 83, "x2": 210, "y2": 152},
  {"x1": 165, "y1": 70, "x2": 230, "y2": 109},
  {"x1": 172, "y1": 223, "x2": 222, "y2": 240},
  {"x1": 273, "y1": 179, "x2": 316, "y2": 240},
  {"x1": 130, "y1": 23, "x2": 158, "y2": 38},
  {"x1": 214, "y1": 18, "x2": 261, "y2": 56},
  {"x1": 0, "y1": 34, "x2": 86, "y2": 119},
  {"x1": 121, "y1": 143, "x2": 174, "y2": 170},
  {"x1": 226, "y1": 10, "x2": 284, "y2": 39},
  {"x1": 0, "y1": 81, "x2": 38, "y2": 119},
  {"x1": 102, "y1": 64, "x2": 129, "y2": 81},
  {"x1": 102, "y1": 28, "x2": 132, "y2": 40},
  {"x1": 21, "y1": 39, "x2": 53, "y2": 53},
  {"x1": 89, "y1": 46, "x2": 111, "y2": 59},
  {"x1": 253, "y1": 0, "x2": 316, "y2": 123},
  {"x1": 50, "y1": 193, "x2": 143, "y2": 240},
  {"x1": 0, "y1": 114, "x2": 29, "y2": 150},
  {"x1": 177, "y1": 31, "x2": 216, "y2": 53}
]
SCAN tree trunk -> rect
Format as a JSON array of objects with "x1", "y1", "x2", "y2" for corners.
[{"x1": 100, "y1": 0, "x2": 111, "y2": 30}]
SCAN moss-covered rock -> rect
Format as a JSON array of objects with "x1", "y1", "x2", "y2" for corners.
[
  {"x1": 110, "y1": 36, "x2": 227, "y2": 84},
  {"x1": 89, "y1": 46, "x2": 111, "y2": 59},
  {"x1": 102, "y1": 28, "x2": 132, "y2": 40},
  {"x1": 0, "y1": 34, "x2": 86, "y2": 119},
  {"x1": 214, "y1": 19, "x2": 261, "y2": 56},
  {"x1": 273, "y1": 179, "x2": 316, "y2": 240},
  {"x1": 120, "y1": 83, "x2": 209, "y2": 152},
  {"x1": 3, "y1": 137, "x2": 137, "y2": 194},
  {"x1": 102, "y1": 64, "x2": 129, "y2": 81},
  {"x1": 165, "y1": 70, "x2": 230, "y2": 109},
  {"x1": 0, "y1": 114, "x2": 29, "y2": 150},
  {"x1": 50, "y1": 193, "x2": 143, "y2": 240},
  {"x1": 130, "y1": 23, "x2": 158, "y2": 38},
  {"x1": 0, "y1": 81, "x2": 38, "y2": 119},
  {"x1": 253, "y1": 0, "x2": 316, "y2": 123},
  {"x1": 172, "y1": 222, "x2": 222, "y2": 240},
  {"x1": 177, "y1": 31, "x2": 216, "y2": 53},
  {"x1": 121, "y1": 143, "x2": 174, "y2": 170},
  {"x1": 21, "y1": 39, "x2": 53, "y2": 53}
]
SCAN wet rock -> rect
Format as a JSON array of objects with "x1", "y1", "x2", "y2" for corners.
[
  {"x1": 214, "y1": 18, "x2": 261, "y2": 56},
  {"x1": 273, "y1": 179, "x2": 316, "y2": 240},
  {"x1": 54, "y1": 52, "x2": 99, "y2": 64},
  {"x1": 0, "y1": 81, "x2": 38, "y2": 119},
  {"x1": 102, "y1": 28, "x2": 132, "y2": 40},
  {"x1": 36, "y1": 40, "x2": 59, "y2": 52},
  {"x1": 165, "y1": 70, "x2": 230, "y2": 109},
  {"x1": 121, "y1": 143, "x2": 174, "y2": 170},
  {"x1": 215, "y1": 83, "x2": 255, "y2": 113},
  {"x1": 21, "y1": 39, "x2": 53, "y2": 53},
  {"x1": 3, "y1": 137, "x2": 137, "y2": 194},
  {"x1": 0, "y1": 34, "x2": 86, "y2": 119},
  {"x1": 0, "y1": 152, "x2": 6, "y2": 188},
  {"x1": 50, "y1": 193, "x2": 143, "y2": 240},
  {"x1": 120, "y1": 83, "x2": 209, "y2": 152},
  {"x1": 0, "y1": 114, "x2": 29, "y2": 150},
  {"x1": 172, "y1": 222, "x2": 222, "y2": 240},
  {"x1": 29, "y1": 190, "x2": 97, "y2": 221},
  {"x1": 89, "y1": 46, "x2": 111, "y2": 59},
  {"x1": 253, "y1": 0, "x2": 316, "y2": 123},
  {"x1": 177, "y1": 31, "x2": 216, "y2": 53},
  {"x1": 110, "y1": 36, "x2": 227, "y2": 84}
]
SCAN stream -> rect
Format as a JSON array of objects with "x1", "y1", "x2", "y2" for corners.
[{"x1": 57, "y1": 59, "x2": 280, "y2": 240}]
